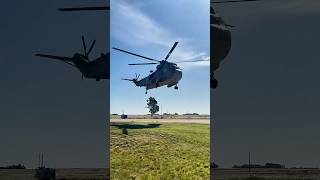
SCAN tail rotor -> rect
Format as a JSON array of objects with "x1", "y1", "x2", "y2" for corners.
[
  {"x1": 135, "y1": 73, "x2": 140, "y2": 80},
  {"x1": 122, "y1": 73, "x2": 140, "y2": 82}
]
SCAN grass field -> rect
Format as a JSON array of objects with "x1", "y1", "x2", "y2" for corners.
[{"x1": 110, "y1": 122, "x2": 210, "y2": 180}]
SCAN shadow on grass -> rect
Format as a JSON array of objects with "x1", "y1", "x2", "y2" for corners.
[{"x1": 111, "y1": 123, "x2": 161, "y2": 135}]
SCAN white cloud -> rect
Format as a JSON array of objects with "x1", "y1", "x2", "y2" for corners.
[{"x1": 111, "y1": 1, "x2": 209, "y2": 69}]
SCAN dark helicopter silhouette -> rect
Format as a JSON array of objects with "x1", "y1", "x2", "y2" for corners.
[
  {"x1": 36, "y1": 4, "x2": 110, "y2": 80},
  {"x1": 211, "y1": 0, "x2": 259, "y2": 88},
  {"x1": 36, "y1": 36, "x2": 109, "y2": 81}
]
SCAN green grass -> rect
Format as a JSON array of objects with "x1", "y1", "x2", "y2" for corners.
[{"x1": 110, "y1": 123, "x2": 210, "y2": 180}]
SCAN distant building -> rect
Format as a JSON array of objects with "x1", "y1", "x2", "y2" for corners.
[
  {"x1": 265, "y1": 163, "x2": 285, "y2": 169},
  {"x1": 120, "y1": 114, "x2": 128, "y2": 119},
  {"x1": 34, "y1": 153, "x2": 56, "y2": 180},
  {"x1": 34, "y1": 167, "x2": 56, "y2": 180},
  {"x1": 183, "y1": 113, "x2": 199, "y2": 115}
]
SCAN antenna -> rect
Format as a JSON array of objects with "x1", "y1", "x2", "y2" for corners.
[
  {"x1": 41, "y1": 153, "x2": 44, "y2": 167},
  {"x1": 248, "y1": 152, "x2": 251, "y2": 173},
  {"x1": 38, "y1": 153, "x2": 41, "y2": 168}
]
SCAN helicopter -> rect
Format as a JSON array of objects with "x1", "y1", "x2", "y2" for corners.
[
  {"x1": 36, "y1": 36, "x2": 109, "y2": 81},
  {"x1": 36, "y1": 4, "x2": 110, "y2": 80},
  {"x1": 211, "y1": 0, "x2": 259, "y2": 88},
  {"x1": 113, "y1": 42, "x2": 209, "y2": 94}
]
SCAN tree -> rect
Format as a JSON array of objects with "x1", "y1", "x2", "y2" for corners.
[{"x1": 146, "y1": 97, "x2": 159, "y2": 117}]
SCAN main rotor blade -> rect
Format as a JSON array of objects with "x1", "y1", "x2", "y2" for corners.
[
  {"x1": 59, "y1": 6, "x2": 110, "y2": 11},
  {"x1": 113, "y1": 47, "x2": 160, "y2": 62},
  {"x1": 128, "y1": 63, "x2": 158, "y2": 65},
  {"x1": 175, "y1": 60, "x2": 210, "y2": 63},
  {"x1": 164, "y1": 42, "x2": 178, "y2": 61},
  {"x1": 211, "y1": 0, "x2": 259, "y2": 4}
]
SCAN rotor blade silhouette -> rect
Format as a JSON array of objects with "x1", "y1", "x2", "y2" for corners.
[
  {"x1": 211, "y1": 0, "x2": 259, "y2": 4},
  {"x1": 175, "y1": 59, "x2": 210, "y2": 63},
  {"x1": 164, "y1": 42, "x2": 178, "y2": 61},
  {"x1": 113, "y1": 48, "x2": 160, "y2": 62},
  {"x1": 122, "y1": 78, "x2": 134, "y2": 81},
  {"x1": 82, "y1": 36, "x2": 87, "y2": 57},
  {"x1": 134, "y1": 73, "x2": 141, "y2": 80},
  {"x1": 59, "y1": 6, "x2": 110, "y2": 11},
  {"x1": 128, "y1": 63, "x2": 158, "y2": 65},
  {"x1": 87, "y1": 40, "x2": 96, "y2": 56}
]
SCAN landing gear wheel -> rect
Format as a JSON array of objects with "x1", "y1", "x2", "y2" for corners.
[
  {"x1": 211, "y1": 78, "x2": 218, "y2": 89},
  {"x1": 174, "y1": 85, "x2": 178, "y2": 90}
]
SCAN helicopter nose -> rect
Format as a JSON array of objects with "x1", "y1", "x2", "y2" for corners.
[{"x1": 175, "y1": 69, "x2": 182, "y2": 80}]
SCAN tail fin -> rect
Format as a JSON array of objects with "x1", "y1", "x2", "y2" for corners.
[{"x1": 122, "y1": 73, "x2": 140, "y2": 84}]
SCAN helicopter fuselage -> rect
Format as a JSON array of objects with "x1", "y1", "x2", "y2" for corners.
[
  {"x1": 210, "y1": 7, "x2": 232, "y2": 88},
  {"x1": 133, "y1": 61, "x2": 182, "y2": 90},
  {"x1": 73, "y1": 53, "x2": 109, "y2": 80},
  {"x1": 211, "y1": 12, "x2": 232, "y2": 73},
  {"x1": 113, "y1": 41, "x2": 207, "y2": 93}
]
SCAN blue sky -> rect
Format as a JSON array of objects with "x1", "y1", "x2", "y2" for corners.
[{"x1": 110, "y1": 0, "x2": 210, "y2": 115}]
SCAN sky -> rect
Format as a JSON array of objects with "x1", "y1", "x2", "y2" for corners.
[
  {"x1": 110, "y1": 0, "x2": 210, "y2": 115},
  {"x1": 212, "y1": 0, "x2": 320, "y2": 168},
  {"x1": 0, "y1": 0, "x2": 109, "y2": 168}
]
